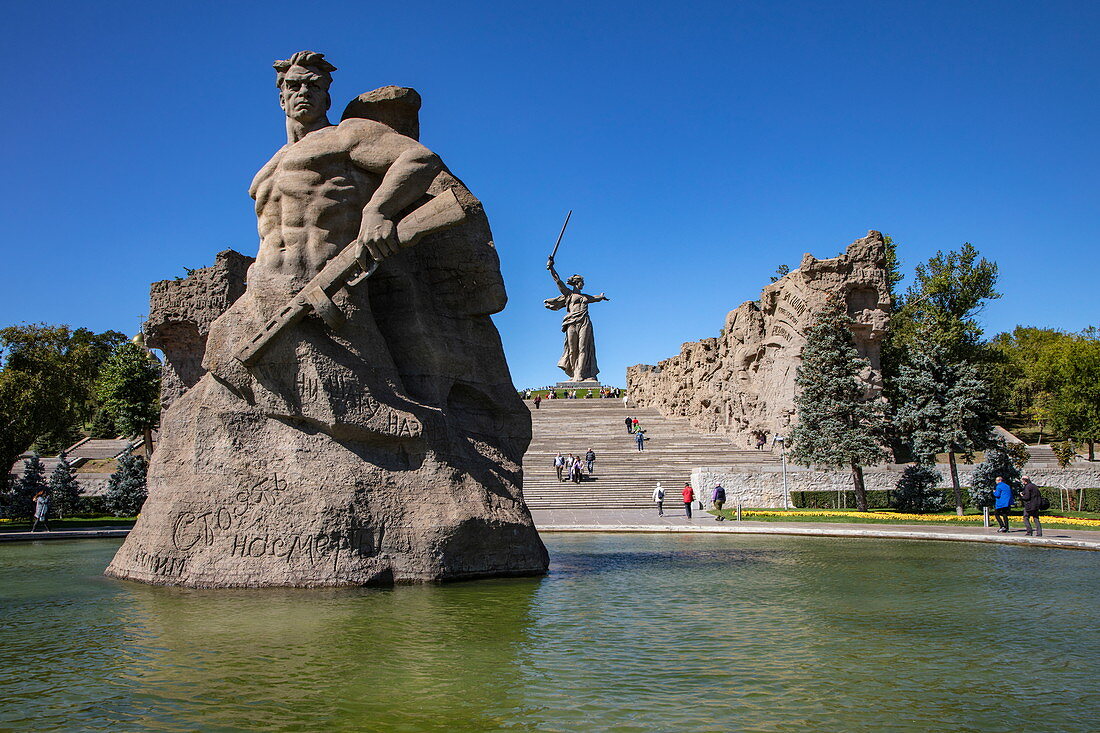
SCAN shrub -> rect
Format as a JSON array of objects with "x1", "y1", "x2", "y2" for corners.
[
  {"x1": 48, "y1": 457, "x2": 83, "y2": 518},
  {"x1": 104, "y1": 454, "x2": 148, "y2": 517},
  {"x1": 6, "y1": 454, "x2": 47, "y2": 520},
  {"x1": 969, "y1": 449, "x2": 1021, "y2": 508},
  {"x1": 892, "y1": 465, "x2": 946, "y2": 513},
  {"x1": 1051, "y1": 441, "x2": 1081, "y2": 469}
]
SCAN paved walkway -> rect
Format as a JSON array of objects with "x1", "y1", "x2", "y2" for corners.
[
  {"x1": 3, "y1": 513, "x2": 1097, "y2": 553},
  {"x1": 0, "y1": 528, "x2": 130, "y2": 542},
  {"x1": 530, "y1": 508, "x2": 1100, "y2": 552}
]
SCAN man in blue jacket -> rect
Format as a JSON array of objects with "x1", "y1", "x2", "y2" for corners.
[{"x1": 993, "y1": 476, "x2": 1013, "y2": 533}]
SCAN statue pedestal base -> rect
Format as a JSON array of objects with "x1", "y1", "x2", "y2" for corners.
[{"x1": 555, "y1": 380, "x2": 604, "y2": 389}]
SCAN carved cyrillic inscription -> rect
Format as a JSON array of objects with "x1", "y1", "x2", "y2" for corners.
[
  {"x1": 133, "y1": 549, "x2": 187, "y2": 577},
  {"x1": 782, "y1": 291, "x2": 808, "y2": 317}
]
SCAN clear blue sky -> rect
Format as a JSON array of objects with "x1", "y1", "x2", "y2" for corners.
[{"x1": 3, "y1": 0, "x2": 1098, "y2": 388}]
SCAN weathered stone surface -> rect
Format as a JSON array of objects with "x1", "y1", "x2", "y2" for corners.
[
  {"x1": 107, "y1": 51, "x2": 547, "y2": 587},
  {"x1": 342, "y1": 85, "x2": 421, "y2": 140},
  {"x1": 628, "y1": 231, "x2": 892, "y2": 449},
  {"x1": 146, "y1": 249, "x2": 253, "y2": 409}
]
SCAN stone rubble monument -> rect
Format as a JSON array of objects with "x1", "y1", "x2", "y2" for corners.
[
  {"x1": 107, "y1": 51, "x2": 548, "y2": 587},
  {"x1": 543, "y1": 215, "x2": 610, "y2": 387},
  {"x1": 627, "y1": 231, "x2": 892, "y2": 450}
]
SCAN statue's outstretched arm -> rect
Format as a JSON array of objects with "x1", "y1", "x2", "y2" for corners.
[{"x1": 547, "y1": 258, "x2": 569, "y2": 296}]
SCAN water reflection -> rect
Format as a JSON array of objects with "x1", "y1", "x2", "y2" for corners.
[{"x1": 1, "y1": 535, "x2": 1099, "y2": 731}]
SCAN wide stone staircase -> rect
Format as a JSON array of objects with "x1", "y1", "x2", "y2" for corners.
[{"x1": 521, "y1": 399, "x2": 776, "y2": 509}]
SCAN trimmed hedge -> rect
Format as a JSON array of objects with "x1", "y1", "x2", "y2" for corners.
[{"x1": 795, "y1": 490, "x2": 894, "y2": 510}]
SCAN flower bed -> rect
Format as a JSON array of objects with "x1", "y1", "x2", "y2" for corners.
[{"x1": 736, "y1": 509, "x2": 1100, "y2": 528}]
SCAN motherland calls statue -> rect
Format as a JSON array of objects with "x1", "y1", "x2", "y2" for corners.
[
  {"x1": 106, "y1": 51, "x2": 548, "y2": 587},
  {"x1": 544, "y1": 256, "x2": 609, "y2": 383}
]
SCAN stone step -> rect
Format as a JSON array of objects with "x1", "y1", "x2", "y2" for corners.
[{"x1": 522, "y1": 399, "x2": 776, "y2": 509}]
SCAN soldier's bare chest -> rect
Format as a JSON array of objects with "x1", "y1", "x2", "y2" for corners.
[{"x1": 253, "y1": 133, "x2": 375, "y2": 208}]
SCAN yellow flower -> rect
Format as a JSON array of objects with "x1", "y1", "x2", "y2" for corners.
[{"x1": 736, "y1": 509, "x2": 1100, "y2": 527}]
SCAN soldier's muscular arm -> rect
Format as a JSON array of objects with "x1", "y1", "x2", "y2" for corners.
[{"x1": 347, "y1": 122, "x2": 442, "y2": 260}]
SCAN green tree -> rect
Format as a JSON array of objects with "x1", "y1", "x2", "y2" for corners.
[
  {"x1": 970, "y1": 448, "x2": 1021, "y2": 509},
  {"x1": 988, "y1": 326, "x2": 1067, "y2": 436},
  {"x1": 48, "y1": 456, "x2": 83, "y2": 518},
  {"x1": 891, "y1": 339, "x2": 997, "y2": 514},
  {"x1": 769, "y1": 264, "x2": 790, "y2": 283},
  {"x1": 883, "y1": 243, "x2": 1000, "y2": 462},
  {"x1": 1051, "y1": 440, "x2": 1081, "y2": 468},
  {"x1": 0, "y1": 325, "x2": 79, "y2": 480},
  {"x1": 881, "y1": 234, "x2": 903, "y2": 297},
  {"x1": 896, "y1": 243, "x2": 1000, "y2": 359},
  {"x1": 1046, "y1": 330, "x2": 1100, "y2": 460},
  {"x1": 0, "y1": 324, "x2": 128, "y2": 475},
  {"x1": 95, "y1": 341, "x2": 160, "y2": 457},
  {"x1": 891, "y1": 464, "x2": 945, "y2": 514},
  {"x1": 88, "y1": 408, "x2": 119, "y2": 439},
  {"x1": 991, "y1": 327, "x2": 1100, "y2": 457},
  {"x1": 789, "y1": 303, "x2": 888, "y2": 511},
  {"x1": 7, "y1": 453, "x2": 47, "y2": 520},
  {"x1": 104, "y1": 454, "x2": 148, "y2": 517}
]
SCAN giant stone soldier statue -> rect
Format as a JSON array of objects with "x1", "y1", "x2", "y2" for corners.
[{"x1": 107, "y1": 51, "x2": 548, "y2": 587}]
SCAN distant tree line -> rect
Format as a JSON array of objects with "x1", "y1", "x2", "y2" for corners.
[{"x1": 0, "y1": 324, "x2": 159, "y2": 508}]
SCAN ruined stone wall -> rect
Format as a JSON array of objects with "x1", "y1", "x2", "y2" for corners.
[
  {"x1": 628, "y1": 231, "x2": 892, "y2": 449},
  {"x1": 145, "y1": 249, "x2": 253, "y2": 409}
]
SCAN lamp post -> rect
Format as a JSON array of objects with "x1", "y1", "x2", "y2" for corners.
[{"x1": 774, "y1": 435, "x2": 790, "y2": 510}]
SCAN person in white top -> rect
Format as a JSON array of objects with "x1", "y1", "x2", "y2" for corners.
[
  {"x1": 31, "y1": 491, "x2": 50, "y2": 532},
  {"x1": 652, "y1": 482, "x2": 664, "y2": 516}
]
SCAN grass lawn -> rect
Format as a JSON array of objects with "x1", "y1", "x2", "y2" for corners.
[
  {"x1": 0, "y1": 516, "x2": 136, "y2": 533},
  {"x1": 76, "y1": 458, "x2": 118, "y2": 473},
  {"x1": 712, "y1": 507, "x2": 1100, "y2": 531}
]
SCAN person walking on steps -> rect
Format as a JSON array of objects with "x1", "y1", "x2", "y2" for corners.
[
  {"x1": 635, "y1": 430, "x2": 648, "y2": 451},
  {"x1": 1020, "y1": 476, "x2": 1045, "y2": 537},
  {"x1": 31, "y1": 491, "x2": 50, "y2": 532},
  {"x1": 625, "y1": 416, "x2": 633, "y2": 434},
  {"x1": 585, "y1": 448, "x2": 596, "y2": 474},
  {"x1": 682, "y1": 483, "x2": 694, "y2": 519},
  {"x1": 712, "y1": 484, "x2": 726, "y2": 520},
  {"x1": 534, "y1": 394, "x2": 541, "y2": 410},
  {"x1": 993, "y1": 476, "x2": 1012, "y2": 532},
  {"x1": 653, "y1": 482, "x2": 665, "y2": 516},
  {"x1": 554, "y1": 453, "x2": 565, "y2": 482}
]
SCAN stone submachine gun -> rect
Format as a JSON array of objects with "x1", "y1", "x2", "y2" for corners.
[{"x1": 234, "y1": 188, "x2": 467, "y2": 367}]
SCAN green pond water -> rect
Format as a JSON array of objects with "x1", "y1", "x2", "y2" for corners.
[{"x1": 1, "y1": 534, "x2": 1098, "y2": 732}]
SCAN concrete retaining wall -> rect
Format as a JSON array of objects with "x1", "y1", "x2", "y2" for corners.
[{"x1": 691, "y1": 463, "x2": 1100, "y2": 508}]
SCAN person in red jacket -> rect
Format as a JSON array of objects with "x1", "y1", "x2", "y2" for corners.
[{"x1": 682, "y1": 483, "x2": 694, "y2": 519}]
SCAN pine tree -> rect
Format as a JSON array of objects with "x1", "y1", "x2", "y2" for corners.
[
  {"x1": 789, "y1": 303, "x2": 888, "y2": 511},
  {"x1": 970, "y1": 448, "x2": 1021, "y2": 509},
  {"x1": 48, "y1": 456, "x2": 83, "y2": 519},
  {"x1": 891, "y1": 464, "x2": 946, "y2": 513},
  {"x1": 8, "y1": 453, "x2": 47, "y2": 520},
  {"x1": 88, "y1": 408, "x2": 118, "y2": 439},
  {"x1": 104, "y1": 454, "x2": 148, "y2": 517},
  {"x1": 95, "y1": 340, "x2": 160, "y2": 457},
  {"x1": 892, "y1": 338, "x2": 997, "y2": 514}
]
